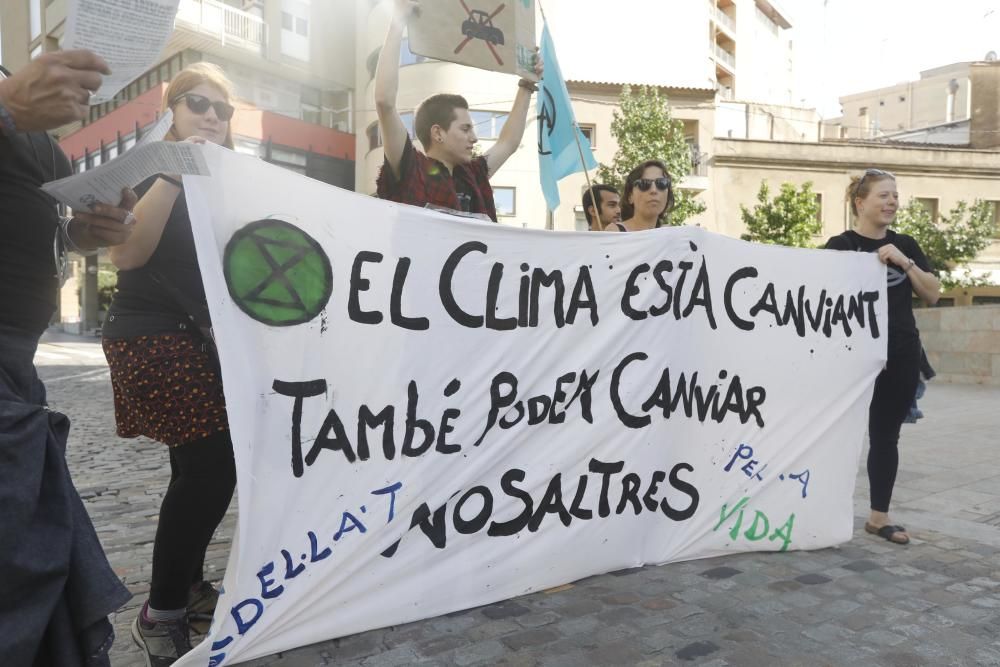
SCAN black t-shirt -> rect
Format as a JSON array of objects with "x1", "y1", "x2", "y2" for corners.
[
  {"x1": 0, "y1": 130, "x2": 72, "y2": 336},
  {"x1": 104, "y1": 176, "x2": 209, "y2": 337},
  {"x1": 824, "y1": 229, "x2": 932, "y2": 351}
]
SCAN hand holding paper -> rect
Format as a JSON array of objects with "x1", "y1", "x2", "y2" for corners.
[{"x1": 0, "y1": 50, "x2": 109, "y2": 130}]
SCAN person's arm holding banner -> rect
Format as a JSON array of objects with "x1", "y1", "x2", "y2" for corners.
[
  {"x1": 374, "y1": 0, "x2": 420, "y2": 179},
  {"x1": 485, "y1": 52, "x2": 544, "y2": 178}
]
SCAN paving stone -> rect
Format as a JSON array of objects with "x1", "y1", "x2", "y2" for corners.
[
  {"x1": 499, "y1": 628, "x2": 560, "y2": 651},
  {"x1": 35, "y1": 342, "x2": 1000, "y2": 667}
]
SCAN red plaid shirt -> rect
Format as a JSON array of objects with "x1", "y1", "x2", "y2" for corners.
[{"x1": 376, "y1": 136, "x2": 497, "y2": 222}]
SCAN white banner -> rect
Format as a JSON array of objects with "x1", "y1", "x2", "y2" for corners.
[{"x1": 177, "y1": 145, "x2": 886, "y2": 666}]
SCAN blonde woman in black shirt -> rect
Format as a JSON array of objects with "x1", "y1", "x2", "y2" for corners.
[{"x1": 825, "y1": 169, "x2": 940, "y2": 546}]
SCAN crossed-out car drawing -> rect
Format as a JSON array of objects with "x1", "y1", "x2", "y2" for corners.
[{"x1": 461, "y1": 9, "x2": 505, "y2": 46}]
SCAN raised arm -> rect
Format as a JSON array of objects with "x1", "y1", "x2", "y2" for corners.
[
  {"x1": 374, "y1": 0, "x2": 420, "y2": 179},
  {"x1": 485, "y1": 52, "x2": 544, "y2": 178}
]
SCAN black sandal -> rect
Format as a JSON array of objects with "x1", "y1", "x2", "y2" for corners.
[{"x1": 865, "y1": 522, "x2": 910, "y2": 545}]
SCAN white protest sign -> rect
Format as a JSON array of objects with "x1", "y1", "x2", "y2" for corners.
[
  {"x1": 177, "y1": 144, "x2": 886, "y2": 666},
  {"x1": 407, "y1": 0, "x2": 538, "y2": 80},
  {"x1": 63, "y1": 0, "x2": 181, "y2": 104}
]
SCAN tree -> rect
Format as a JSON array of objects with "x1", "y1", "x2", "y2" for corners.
[
  {"x1": 739, "y1": 181, "x2": 821, "y2": 248},
  {"x1": 597, "y1": 85, "x2": 705, "y2": 226},
  {"x1": 892, "y1": 199, "x2": 996, "y2": 289}
]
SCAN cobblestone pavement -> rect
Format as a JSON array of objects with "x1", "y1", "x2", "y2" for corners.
[{"x1": 36, "y1": 332, "x2": 1000, "y2": 667}]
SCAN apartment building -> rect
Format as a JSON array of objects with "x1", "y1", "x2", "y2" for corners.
[{"x1": 1, "y1": 0, "x2": 360, "y2": 332}]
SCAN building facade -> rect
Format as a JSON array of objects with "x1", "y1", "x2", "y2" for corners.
[{"x1": 1, "y1": 0, "x2": 360, "y2": 332}]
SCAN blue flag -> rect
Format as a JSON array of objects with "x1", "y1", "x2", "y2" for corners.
[{"x1": 537, "y1": 23, "x2": 598, "y2": 211}]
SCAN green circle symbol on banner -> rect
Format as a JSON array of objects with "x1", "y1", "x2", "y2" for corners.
[{"x1": 223, "y1": 219, "x2": 332, "y2": 326}]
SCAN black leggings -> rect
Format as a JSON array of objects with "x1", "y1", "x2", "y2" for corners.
[
  {"x1": 149, "y1": 430, "x2": 236, "y2": 610},
  {"x1": 867, "y1": 340, "x2": 921, "y2": 513}
]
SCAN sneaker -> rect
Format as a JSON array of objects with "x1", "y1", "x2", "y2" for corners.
[
  {"x1": 187, "y1": 581, "x2": 220, "y2": 634},
  {"x1": 131, "y1": 608, "x2": 192, "y2": 667},
  {"x1": 187, "y1": 581, "x2": 219, "y2": 617}
]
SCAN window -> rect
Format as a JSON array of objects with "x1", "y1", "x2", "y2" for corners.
[
  {"x1": 282, "y1": 12, "x2": 294, "y2": 30},
  {"x1": 915, "y1": 197, "x2": 939, "y2": 221},
  {"x1": 367, "y1": 113, "x2": 415, "y2": 150},
  {"x1": 494, "y1": 187, "x2": 516, "y2": 216},
  {"x1": 30, "y1": 0, "x2": 42, "y2": 40},
  {"x1": 578, "y1": 124, "x2": 596, "y2": 148},
  {"x1": 898, "y1": 95, "x2": 906, "y2": 102},
  {"x1": 988, "y1": 201, "x2": 1000, "y2": 238},
  {"x1": 295, "y1": 17, "x2": 309, "y2": 37},
  {"x1": 858, "y1": 106, "x2": 868, "y2": 117},
  {"x1": 814, "y1": 193, "x2": 823, "y2": 225},
  {"x1": 469, "y1": 111, "x2": 508, "y2": 140}
]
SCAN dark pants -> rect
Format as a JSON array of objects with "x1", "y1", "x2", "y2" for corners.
[
  {"x1": 0, "y1": 326, "x2": 130, "y2": 667},
  {"x1": 149, "y1": 430, "x2": 236, "y2": 611},
  {"x1": 868, "y1": 338, "x2": 922, "y2": 513}
]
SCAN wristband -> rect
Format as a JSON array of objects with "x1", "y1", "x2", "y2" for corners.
[
  {"x1": 59, "y1": 216, "x2": 99, "y2": 257},
  {"x1": 158, "y1": 174, "x2": 183, "y2": 188},
  {"x1": 518, "y1": 79, "x2": 538, "y2": 92},
  {"x1": 904, "y1": 257, "x2": 915, "y2": 272}
]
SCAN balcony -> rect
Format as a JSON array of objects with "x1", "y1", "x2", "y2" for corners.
[
  {"x1": 174, "y1": 0, "x2": 267, "y2": 54},
  {"x1": 711, "y1": 5, "x2": 736, "y2": 36},
  {"x1": 713, "y1": 44, "x2": 736, "y2": 73}
]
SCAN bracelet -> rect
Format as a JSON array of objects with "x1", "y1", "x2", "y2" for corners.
[
  {"x1": 904, "y1": 257, "x2": 915, "y2": 272},
  {"x1": 59, "y1": 216, "x2": 99, "y2": 257},
  {"x1": 0, "y1": 99, "x2": 17, "y2": 136},
  {"x1": 518, "y1": 79, "x2": 538, "y2": 92},
  {"x1": 158, "y1": 174, "x2": 182, "y2": 188}
]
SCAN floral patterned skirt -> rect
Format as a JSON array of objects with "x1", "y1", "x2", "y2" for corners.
[{"x1": 102, "y1": 332, "x2": 228, "y2": 447}]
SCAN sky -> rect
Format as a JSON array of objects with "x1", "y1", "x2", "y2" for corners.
[{"x1": 792, "y1": 0, "x2": 1000, "y2": 117}]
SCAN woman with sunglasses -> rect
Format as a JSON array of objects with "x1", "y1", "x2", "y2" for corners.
[
  {"x1": 605, "y1": 159, "x2": 676, "y2": 232},
  {"x1": 825, "y1": 169, "x2": 940, "y2": 546},
  {"x1": 101, "y1": 62, "x2": 238, "y2": 663}
]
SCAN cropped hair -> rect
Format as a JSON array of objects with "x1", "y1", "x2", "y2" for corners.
[
  {"x1": 581, "y1": 184, "x2": 619, "y2": 227},
  {"x1": 621, "y1": 159, "x2": 675, "y2": 226},
  {"x1": 414, "y1": 94, "x2": 469, "y2": 148},
  {"x1": 163, "y1": 62, "x2": 236, "y2": 149}
]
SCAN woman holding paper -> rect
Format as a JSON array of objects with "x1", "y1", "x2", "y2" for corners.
[
  {"x1": 101, "y1": 62, "x2": 238, "y2": 663},
  {"x1": 825, "y1": 169, "x2": 940, "y2": 546},
  {"x1": 604, "y1": 160, "x2": 676, "y2": 232}
]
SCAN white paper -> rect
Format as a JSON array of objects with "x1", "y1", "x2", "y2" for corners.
[
  {"x1": 135, "y1": 109, "x2": 174, "y2": 148},
  {"x1": 43, "y1": 141, "x2": 210, "y2": 211},
  {"x1": 62, "y1": 0, "x2": 181, "y2": 104}
]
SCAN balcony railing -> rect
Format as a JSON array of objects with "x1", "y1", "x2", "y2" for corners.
[
  {"x1": 713, "y1": 6, "x2": 736, "y2": 33},
  {"x1": 176, "y1": 0, "x2": 267, "y2": 52},
  {"x1": 714, "y1": 44, "x2": 736, "y2": 70}
]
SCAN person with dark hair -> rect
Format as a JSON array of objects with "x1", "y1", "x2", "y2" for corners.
[
  {"x1": 605, "y1": 160, "x2": 675, "y2": 232},
  {"x1": 825, "y1": 169, "x2": 940, "y2": 546},
  {"x1": 582, "y1": 184, "x2": 621, "y2": 230},
  {"x1": 0, "y1": 52, "x2": 136, "y2": 667},
  {"x1": 374, "y1": 0, "x2": 543, "y2": 221},
  {"x1": 100, "y1": 62, "x2": 240, "y2": 664}
]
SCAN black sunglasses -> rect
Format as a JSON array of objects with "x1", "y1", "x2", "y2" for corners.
[
  {"x1": 634, "y1": 177, "x2": 671, "y2": 192},
  {"x1": 171, "y1": 93, "x2": 235, "y2": 122},
  {"x1": 855, "y1": 168, "x2": 894, "y2": 195}
]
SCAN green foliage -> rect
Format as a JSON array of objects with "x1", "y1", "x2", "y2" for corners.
[
  {"x1": 739, "y1": 181, "x2": 821, "y2": 248},
  {"x1": 97, "y1": 265, "x2": 117, "y2": 313},
  {"x1": 596, "y1": 85, "x2": 705, "y2": 226},
  {"x1": 893, "y1": 200, "x2": 996, "y2": 289}
]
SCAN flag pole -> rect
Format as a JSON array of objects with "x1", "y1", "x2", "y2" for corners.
[
  {"x1": 572, "y1": 123, "x2": 604, "y2": 231},
  {"x1": 537, "y1": 0, "x2": 604, "y2": 230}
]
